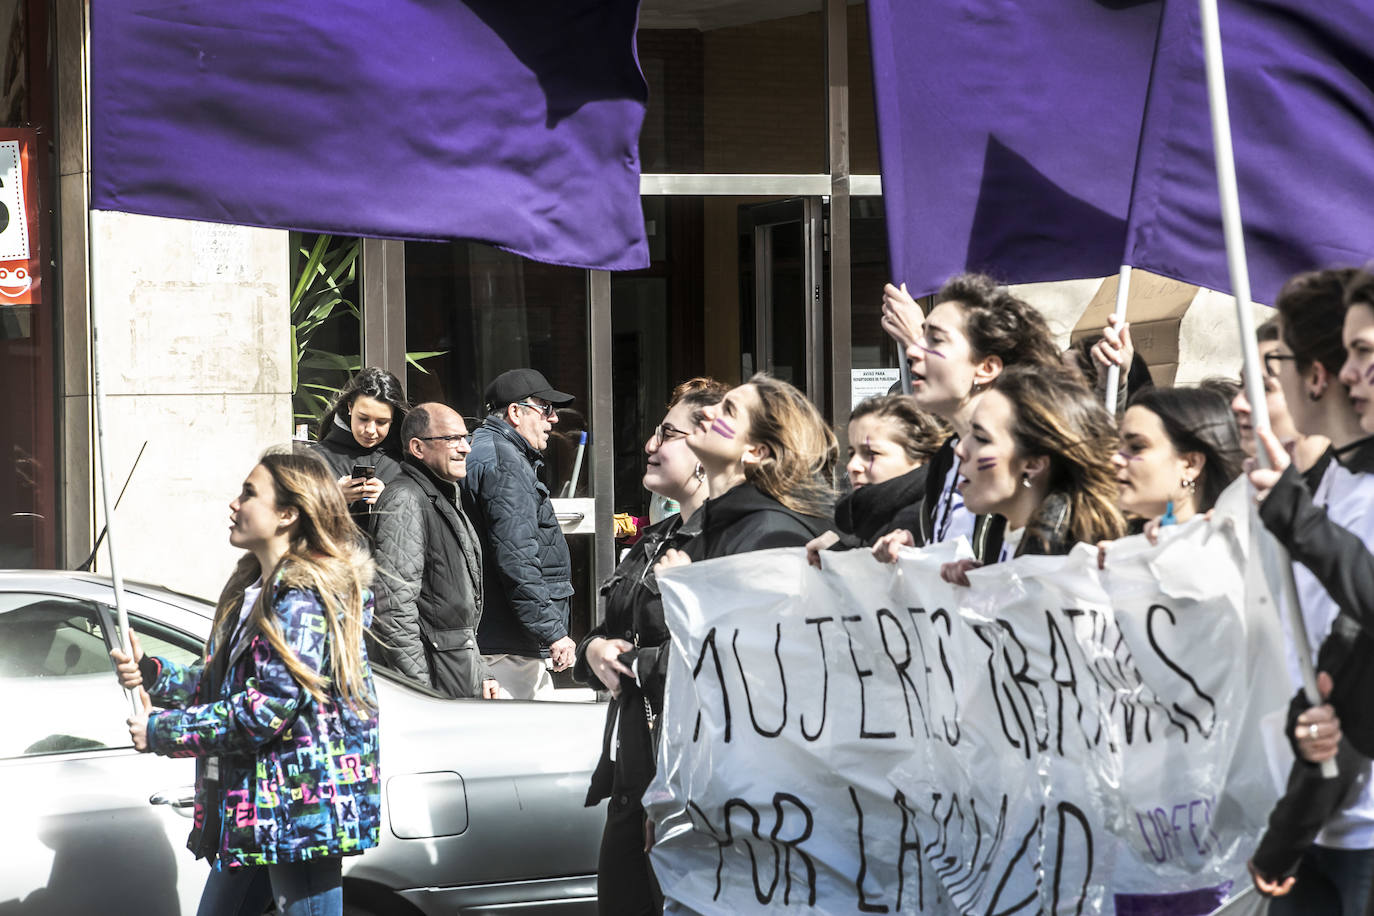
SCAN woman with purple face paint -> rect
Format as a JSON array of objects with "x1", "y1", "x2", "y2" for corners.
[
  {"x1": 872, "y1": 274, "x2": 1061, "y2": 565},
  {"x1": 657, "y1": 374, "x2": 835, "y2": 569},
  {"x1": 938, "y1": 365, "x2": 1125, "y2": 585},
  {"x1": 806, "y1": 395, "x2": 947, "y2": 566},
  {"x1": 573, "y1": 377, "x2": 727, "y2": 916}
]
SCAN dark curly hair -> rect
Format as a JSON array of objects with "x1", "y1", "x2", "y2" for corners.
[{"x1": 934, "y1": 274, "x2": 1062, "y2": 372}]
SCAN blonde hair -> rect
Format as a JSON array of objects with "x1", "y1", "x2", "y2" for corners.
[
  {"x1": 993, "y1": 365, "x2": 1127, "y2": 545},
  {"x1": 740, "y1": 374, "x2": 837, "y2": 519},
  {"x1": 212, "y1": 447, "x2": 376, "y2": 714}
]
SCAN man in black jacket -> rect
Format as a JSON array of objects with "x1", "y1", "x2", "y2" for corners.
[
  {"x1": 370, "y1": 403, "x2": 497, "y2": 699},
  {"x1": 463, "y1": 368, "x2": 577, "y2": 700}
]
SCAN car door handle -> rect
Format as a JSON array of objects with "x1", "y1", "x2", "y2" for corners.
[{"x1": 150, "y1": 787, "x2": 196, "y2": 808}]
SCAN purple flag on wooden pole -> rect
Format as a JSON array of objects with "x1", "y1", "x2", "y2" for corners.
[
  {"x1": 91, "y1": 0, "x2": 650, "y2": 271},
  {"x1": 866, "y1": 0, "x2": 1162, "y2": 297},
  {"x1": 1124, "y1": 0, "x2": 1374, "y2": 305}
]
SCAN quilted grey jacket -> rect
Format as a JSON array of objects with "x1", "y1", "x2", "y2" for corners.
[
  {"x1": 370, "y1": 459, "x2": 487, "y2": 698},
  {"x1": 461, "y1": 418, "x2": 573, "y2": 658}
]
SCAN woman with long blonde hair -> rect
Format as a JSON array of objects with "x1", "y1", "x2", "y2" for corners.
[
  {"x1": 942, "y1": 364, "x2": 1126, "y2": 584},
  {"x1": 659, "y1": 373, "x2": 836, "y2": 567},
  {"x1": 113, "y1": 447, "x2": 379, "y2": 916}
]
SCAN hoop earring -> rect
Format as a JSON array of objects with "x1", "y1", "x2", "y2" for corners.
[{"x1": 694, "y1": 464, "x2": 706, "y2": 482}]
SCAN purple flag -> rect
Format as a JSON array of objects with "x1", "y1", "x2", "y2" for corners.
[
  {"x1": 1124, "y1": 0, "x2": 1374, "y2": 305},
  {"x1": 866, "y1": 0, "x2": 1161, "y2": 296},
  {"x1": 91, "y1": 1, "x2": 649, "y2": 271}
]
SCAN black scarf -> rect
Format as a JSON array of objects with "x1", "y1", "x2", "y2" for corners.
[{"x1": 833, "y1": 465, "x2": 928, "y2": 546}]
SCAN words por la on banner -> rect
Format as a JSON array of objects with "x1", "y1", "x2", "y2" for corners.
[{"x1": 647, "y1": 485, "x2": 1290, "y2": 915}]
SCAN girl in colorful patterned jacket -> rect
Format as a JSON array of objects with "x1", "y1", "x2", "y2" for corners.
[{"x1": 112, "y1": 447, "x2": 380, "y2": 916}]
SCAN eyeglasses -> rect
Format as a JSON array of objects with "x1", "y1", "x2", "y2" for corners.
[
  {"x1": 1263, "y1": 351, "x2": 1299, "y2": 378},
  {"x1": 515, "y1": 401, "x2": 557, "y2": 419},
  {"x1": 418, "y1": 433, "x2": 473, "y2": 447},
  {"x1": 653, "y1": 422, "x2": 690, "y2": 447}
]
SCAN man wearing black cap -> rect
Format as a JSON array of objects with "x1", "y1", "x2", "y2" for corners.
[{"x1": 461, "y1": 368, "x2": 577, "y2": 699}]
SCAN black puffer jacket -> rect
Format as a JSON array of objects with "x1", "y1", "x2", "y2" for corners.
[
  {"x1": 462, "y1": 418, "x2": 573, "y2": 658},
  {"x1": 370, "y1": 460, "x2": 487, "y2": 698},
  {"x1": 686, "y1": 483, "x2": 832, "y2": 561},
  {"x1": 311, "y1": 418, "x2": 404, "y2": 538},
  {"x1": 575, "y1": 512, "x2": 699, "y2": 806}
]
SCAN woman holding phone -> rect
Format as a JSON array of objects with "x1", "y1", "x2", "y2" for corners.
[
  {"x1": 112, "y1": 448, "x2": 379, "y2": 916},
  {"x1": 313, "y1": 367, "x2": 410, "y2": 525}
]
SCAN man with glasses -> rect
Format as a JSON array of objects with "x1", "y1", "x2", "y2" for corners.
[
  {"x1": 370, "y1": 402, "x2": 499, "y2": 699},
  {"x1": 463, "y1": 368, "x2": 577, "y2": 700}
]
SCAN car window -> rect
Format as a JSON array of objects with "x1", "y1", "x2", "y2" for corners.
[{"x1": 0, "y1": 593, "x2": 131, "y2": 758}]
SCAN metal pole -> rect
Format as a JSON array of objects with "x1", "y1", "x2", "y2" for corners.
[
  {"x1": 1198, "y1": 0, "x2": 1334, "y2": 776},
  {"x1": 83, "y1": 0, "x2": 138, "y2": 713},
  {"x1": 88, "y1": 210, "x2": 139, "y2": 715},
  {"x1": 1104, "y1": 265, "x2": 1132, "y2": 414}
]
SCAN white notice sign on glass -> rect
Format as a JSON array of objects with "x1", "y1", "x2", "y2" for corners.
[{"x1": 850, "y1": 368, "x2": 901, "y2": 409}]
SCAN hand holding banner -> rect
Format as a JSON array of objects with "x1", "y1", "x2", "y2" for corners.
[{"x1": 647, "y1": 481, "x2": 1288, "y2": 915}]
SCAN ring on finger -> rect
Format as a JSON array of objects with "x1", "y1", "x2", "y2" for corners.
[{"x1": 1308, "y1": 723, "x2": 1320, "y2": 740}]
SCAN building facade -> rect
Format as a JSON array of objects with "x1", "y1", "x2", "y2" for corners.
[{"x1": 5, "y1": 0, "x2": 1264, "y2": 665}]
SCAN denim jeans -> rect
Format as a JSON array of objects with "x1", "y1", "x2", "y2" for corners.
[
  {"x1": 1267, "y1": 845, "x2": 1374, "y2": 916},
  {"x1": 196, "y1": 857, "x2": 343, "y2": 916}
]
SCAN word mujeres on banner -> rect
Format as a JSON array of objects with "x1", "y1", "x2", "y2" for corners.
[{"x1": 646, "y1": 485, "x2": 1288, "y2": 916}]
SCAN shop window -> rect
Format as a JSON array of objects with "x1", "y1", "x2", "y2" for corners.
[{"x1": 404, "y1": 241, "x2": 594, "y2": 688}]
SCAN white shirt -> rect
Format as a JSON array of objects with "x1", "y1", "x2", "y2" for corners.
[
  {"x1": 998, "y1": 527, "x2": 1025, "y2": 565},
  {"x1": 933, "y1": 438, "x2": 975, "y2": 546}
]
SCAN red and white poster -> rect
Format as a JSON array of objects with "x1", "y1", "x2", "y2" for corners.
[{"x1": 0, "y1": 128, "x2": 39, "y2": 305}]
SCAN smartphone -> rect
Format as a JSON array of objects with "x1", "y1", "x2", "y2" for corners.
[{"x1": 350, "y1": 463, "x2": 376, "y2": 480}]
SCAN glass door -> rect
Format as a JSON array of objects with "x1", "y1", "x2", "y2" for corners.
[{"x1": 740, "y1": 198, "x2": 825, "y2": 409}]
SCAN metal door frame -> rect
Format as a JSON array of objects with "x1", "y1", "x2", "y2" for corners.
[{"x1": 748, "y1": 197, "x2": 825, "y2": 409}]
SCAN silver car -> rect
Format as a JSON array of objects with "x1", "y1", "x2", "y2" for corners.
[{"x1": 0, "y1": 570, "x2": 606, "y2": 915}]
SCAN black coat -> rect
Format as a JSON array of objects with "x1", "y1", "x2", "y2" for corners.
[
  {"x1": 369, "y1": 460, "x2": 487, "y2": 698},
  {"x1": 574, "y1": 513, "x2": 698, "y2": 807},
  {"x1": 462, "y1": 418, "x2": 573, "y2": 658},
  {"x1": 1248, "y1": 461, "x2": 1374, "y2": 880},
  {"x1": 311, "y1": 420, "x2": 404, "y2": 539},
  {"x1": 830, "y1": 465, "x2": 929, "y2": 549},
  {"x1": 686, "y1": 482, "x2": 831, "y2": 561}
]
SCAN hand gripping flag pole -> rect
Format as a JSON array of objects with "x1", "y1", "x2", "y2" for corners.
[{"x1": 1198, "y1": 0, "x2": 1335, "y2": 777}]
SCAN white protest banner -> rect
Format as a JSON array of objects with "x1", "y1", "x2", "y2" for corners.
[{"x1": 646, "y1": 483, "x2": 1290, "y2": 915}]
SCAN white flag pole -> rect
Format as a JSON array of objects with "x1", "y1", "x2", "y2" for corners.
[
  {"x1": 1104, "y1": 264, "x2": 1132, "y2": 414},
  {"x1": 88, "y1": 209, "x2": 139, "y2": 716},
  {"x1": 84, "y1": 0, "x2": 138, "y2": 714},
  {"x1": 1198, "y1": 0, "x2": 1334, "y2": 776}
]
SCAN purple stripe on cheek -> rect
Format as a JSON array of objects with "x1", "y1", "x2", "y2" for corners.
[
  {"x1": 865, "y1": 436, "x2": 875, "y2": 475},
  {"x1": 920, "y1": 344, "x2": 947, "y2": 359},
  {"x1": 710, "y1": 418, "x2": 736, "y2": 440},
  {"x1": 1364, "y1": 364, "x2": 1374, "y2": 383},
  {"x1": 976, "y1": 457, "x2": 997, "y2": 470}
]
